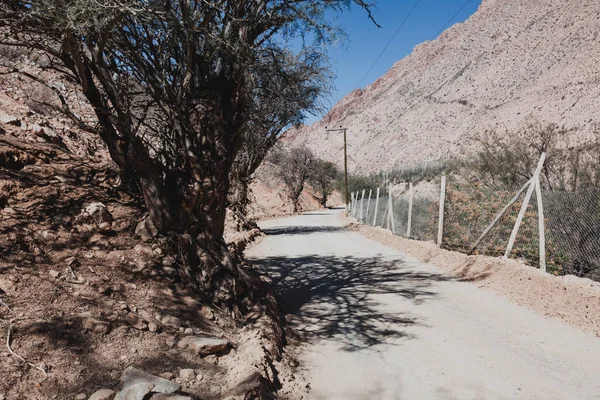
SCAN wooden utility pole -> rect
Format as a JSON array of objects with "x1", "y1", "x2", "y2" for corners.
[{"x1": 326, "y1": 127, "x2": 349, "y2": 209}]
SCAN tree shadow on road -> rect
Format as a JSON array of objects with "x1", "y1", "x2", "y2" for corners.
[
  {"x1": 260, "y1": 226, "x2": 345, "y2": 236},
  {"x1": 250, "y1": 254, "x2": 450, "y2": 351}
]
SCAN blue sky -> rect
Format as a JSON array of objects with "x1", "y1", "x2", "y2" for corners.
[{"x1": 306, "y1": 0, "x2": 482, "y2": 123}]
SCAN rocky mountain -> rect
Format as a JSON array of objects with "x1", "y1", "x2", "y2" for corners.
[{"x1": 287, "y1": 0, "x2": 600, "y2": 173}]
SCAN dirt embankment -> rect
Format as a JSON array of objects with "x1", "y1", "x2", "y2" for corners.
[
  {"x1": 345, "y1": 218, "x2": 600, "y2": 336},
  {"x1": 246, "y1": 163, "x2": 343, "y2": 221}
]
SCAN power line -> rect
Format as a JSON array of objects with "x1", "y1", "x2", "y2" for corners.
[
  {"x1": 355, "y1": 0, "x2": 421, "y2": 89},
  {"x1": 431, "y1": 0, "x2": 474, "y2": 40}
]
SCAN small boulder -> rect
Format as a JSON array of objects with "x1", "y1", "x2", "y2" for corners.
[
  {"x1": 114, "y1": 382, "x2": 153, "y2": 400},
  {"x1": 125, "y1": 312, "x2": 148, "y2": 331},
  {"x1": 148, "y1": 322, "x2": 158, "y2": 333},
  {"x1": 97, "y1": 222, "x2": 113, "y2": 234},
  {"x1": 150, "y1": 395, "x2": 192, "y2": 400},
  {"x1": 49, "y1": 269, "x2": 60, "y2": 279},
  {"x1": 159, "y1": 372, "x2": 174, "y2": 380},
  {"x1": 117, "y1": 366, "x2": 180, "y2": 395},
  {"x1": 134, "y1": 244, "x2": 154, "y2": 259},
  {"x1": 177, "y1": 335, "x2": 229, "y2": 356},
  {"x1": 155, "y1": 313, "x2": 182, "y2": 329},
  {"x1": 0, "y1": 111, "x2": 19, "y2": 125},
  {"x1": 31, "y1": 124, "x2": 45, "y2": 137},
  {"x1": 82, "y1": 202, "x2": 113, "y2": 224},
  {"x1": 83, "y1": 318, "x2": 111, "y2": 335},
  {"x1": 179, "y1": 369, "x2": 195, "y2": 381},
  {"x1": 89, "y1": 389, "x2": 116, "y2": 400},
  {"x1": 135, "y1": 218, "x2": 158, "y2": 242},
  {"x1": 75, "y1": 393, "x2": 86, "y2": 400},
  {"x1": 89, "y1": 234, "x2": 110, "y2": 249}
]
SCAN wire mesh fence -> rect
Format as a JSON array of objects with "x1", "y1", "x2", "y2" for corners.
[
  {"x1": 350, "y1": 173, "x2": 600, "y2": 282},
  {"x1": 542, "y1": 189, "x2": 600, "y2": 280},
  {"x1": 443, "y1": 178, "x2": 540, "y2": 267}
]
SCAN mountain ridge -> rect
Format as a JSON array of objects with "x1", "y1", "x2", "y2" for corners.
[{"x1": 287, "y1": 0, "x2": 600, "y2": 173}]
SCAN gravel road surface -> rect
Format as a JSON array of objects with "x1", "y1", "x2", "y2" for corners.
[{"x1": 246, "y1": 209, "x2": 600, "y2": 400}]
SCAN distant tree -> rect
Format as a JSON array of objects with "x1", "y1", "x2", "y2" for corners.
[
  {"x1": 271, "y1": 146, "x2": 315, "y2": 212},
  {"x1": 0, "y1": 0, "x2": 378, "y2": 307},
  {"x1": 228, "y1": 51, "x2": 328, "y2": 230},
  {"x1": 309, "y1": 159, "x2": 340, "y2": 207}
]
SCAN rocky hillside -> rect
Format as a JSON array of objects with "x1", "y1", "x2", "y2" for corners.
[{"x1": 288, "y1": 0, "x2": 600, "y2": 172}]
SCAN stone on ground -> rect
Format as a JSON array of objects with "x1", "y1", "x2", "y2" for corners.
[
  {"x1": 154, "y1": 313, "x2": 182, "y2": 329},
  {"x1": 117, "y1": 367, "x2": 180, "y2": 395},
  {"x1": 125, "y1": 312, "x2": 148, "y2": 331},
  {"x1": 179, "y1": 369, "x2": 195, "y2": 380},
  {"x1": 89, "y1": 389, "x2": 116, "y2": 400},
  {"x1": 135, "y1": 218, "x2": 158, "y2": 242},
  {"x1": 114, "y1": 382, "x2": 154, "y2": 400},
  {"x1": 177, "y1": 335, "x2": 229, "y2": 356},
  {"x1": 83, "y1": 318, "x2": 111, "y2": 335},
  {"x1": 149, "y1": 395, "x2": 193, "y2": 400}
]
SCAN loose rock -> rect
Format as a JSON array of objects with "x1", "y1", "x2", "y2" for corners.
[
  {"x1": 149, "y1": 395, "x2": 193, "y2": 400},
  {"x1": 159, "y1": 372, "x2": 174, "y2": 380},
  {"x1": 81, "y1": 202, "x2": 113, "y2": 224},
  {"x1": 134, "y1": 244, "x2": 154, "y2": 259},
  {"x1": 75, "y1": 393, "x2": 86, "y2": 400},
  {"x1": 117, "y1": 366, "x2": 180, "y2": 395},
  {"x1": 114, "y1": 382, "x2": 153, "y2": 400},
  {"x1": 155, "y1": 313, "x2": 182, "y2": 329},
  {"x1": 126, "y1": 312, "x2": 148, "y2": 331},
  {"x1": 89, "y1": 389, "x2": 116, "y2": 400},
  {"x1": 148, "y1": 322, "x2": 158, "y2": 333},
  {"x1": 177, "y1": 335, "x2": 229, "y2": 356},
  {"x1": 83, "y1": 318, "x2": 111, "y2": 335},
  {"x1": 97, "y1": 222, "x2": 112, "y2": 234},
  {"x1": 49, "y1": 269, "x2": 60, "y2": 279},
  {"x1": 135, "y1": 218, "x2": 158, "y2": 242},
  {"x1": 179, "y1": 369, "x2": 195, "y2": 380}
]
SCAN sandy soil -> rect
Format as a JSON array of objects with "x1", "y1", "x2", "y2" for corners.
[{"x1": 344, "y1": 216, "x2": 600, "y2": 336}]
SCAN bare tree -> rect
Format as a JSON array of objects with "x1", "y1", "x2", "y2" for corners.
[
  {"x1": 271, "y1": 146, "x2": 315, "y2": 212},
  {"x1": 228, "y1": 51, "x2": 328, "y2": 230},
  {"x1": 309, "y1": 159, "x2": 340, "y2": 207},
  {"x1": 0, "y1": 0, "x2": 378, "y2": 306}
]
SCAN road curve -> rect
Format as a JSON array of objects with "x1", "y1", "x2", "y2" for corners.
[{"x1": 245, "y1": 209, "x2": 600, "y2": 400}]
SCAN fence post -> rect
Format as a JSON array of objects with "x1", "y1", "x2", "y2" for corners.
[
  {"x1": 437, "y1": 175, "x2": 446, "y2": 247},
  {"x1": 373, "y1": 188, "x2": 380, "y2": 227},
  {"x1": 388, "y1": 183, "x2": 396, "y2": 234},
  {"x1": 407, "y1": 182, "x2": 413, "y2": 238},
  {"x1": 535, "y1": 175, "x2": 546, "y2": 272},
  {"x1": 350, "y1": 192, "x2": 355, "y2": 217},
  {"x1": 365, "y1": 189, "x2": 373, "y2": 224},
  {"x1": 504, "y1": 152, "x2": 547, "y2": 259},
  {"x1": 359, "y1": 189, "x2": 366, "y2": 221}
]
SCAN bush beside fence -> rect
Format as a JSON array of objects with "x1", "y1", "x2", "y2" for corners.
[{"x1": 349, "y1": 155, "x2": 600, "y2": 282}]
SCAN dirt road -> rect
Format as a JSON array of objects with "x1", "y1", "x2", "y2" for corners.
[{"x1": 246, "y1": 209, "x2": 600, "y2": 400}]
